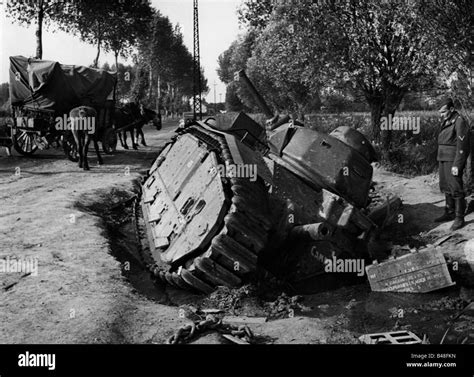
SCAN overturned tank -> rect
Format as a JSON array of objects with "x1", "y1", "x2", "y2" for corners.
[{"x1": 138, "y1": 70, "x2": 383, "y2": 293}]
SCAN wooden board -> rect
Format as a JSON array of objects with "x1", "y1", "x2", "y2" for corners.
[{"x1": 366, "y1": 248, "x2": 455, "y2": 293}]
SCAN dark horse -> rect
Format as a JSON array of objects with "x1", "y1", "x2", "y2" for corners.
[
  {"x1": 115, "y1": 102, "x2": 160, "y2": 150},
  {"x1": 69, "y1": 106, "x2": 103, "y2": 170}
]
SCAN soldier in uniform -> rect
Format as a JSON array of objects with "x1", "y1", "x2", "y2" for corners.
[{"x1": 435, "y1": 98, "x2": 470, "y2": 230}]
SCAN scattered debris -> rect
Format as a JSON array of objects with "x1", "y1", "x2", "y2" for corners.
[
  {"x1": 264, "y1": 292, "x2": 311, "y2": 319},
  {"x1": 417, "y1": 296, "x2": 467, "y2": 311},
  {"x1": 440, "y1": 302, "x2": 474, "y2": 344},
  {"x1": 202, "y1": 285, "x2": 257, "y2": 313},
  {"x1": 366, "y1": 247, "x2": 455, "y2": 293},
  {"x1": 359, "y1": 330, "x2": 423, "y2": 344},
  {"x1": 345, "y1": 299, "x2": 358, "y2": 310},
  {"x1": 167, "y1": 314, "x2": 258, "y2": 345}
]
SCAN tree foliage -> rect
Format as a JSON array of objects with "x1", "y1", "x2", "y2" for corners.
[
  {"x1": 0, "y1": 82, "x2": 9, "y2": 107},
  {"x1": 6, "y1": 0, "x2": 74, "y2": 58},
  {"x1": 131, "y1": 11, "x2": 208, "y2": 114},
  {"x1": 221, "y1": 0, "x2": 470, "y2": 148},
  {"x1": 419, "y1": 0, "x2": 473, "y2": 118},
  {"x1": 237, "y1": 0, "x2": 274, "y2": 31}
]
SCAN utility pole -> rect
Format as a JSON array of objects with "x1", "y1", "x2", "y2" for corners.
[
  {"x1": 192, "y1": 0, "x2": 202, "y2": 120},
  {"x1": 213, "y1": 81, "x2": 217, "y2": 115}
]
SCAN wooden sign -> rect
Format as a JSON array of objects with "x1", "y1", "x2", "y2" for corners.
[{"x1": 366, "y1": 248, "x2": 455, "y2": 293}]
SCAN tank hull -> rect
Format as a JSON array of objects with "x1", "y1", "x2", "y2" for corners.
[{"x1": 140, "y1": 121, "x2": 376, "y2": 293}]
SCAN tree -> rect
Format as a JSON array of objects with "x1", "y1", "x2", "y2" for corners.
[
  {"x1": 109, "y1": 63, "x2": 135, "y2": 102},
  {"x1": 53, "y1": 2, "x2": 114, "y2": 67},
  {"x1": 6, "y1": 0, "x2": 73, "y2": 59},
  {"x1": 237, "y1": 0, "x2": 274, "y2": 31},
  {"x1": 265, "y1": 2, "x2": 443, "y2": 149},
  {"x1": 217, "y1": 31, "x2": 261, "y2": 111},
  {"x1": 420, "y1": 0, "x2": 473, "y2": 118},
  {"x1": 53, "y1": 1, "x2": 151, "y2": 68},
  {"x1": 247, "y1": 18, "x2": 322, "y2": 119},
  {"x1": 132, "y1": 12, "x2": 206, "y2": 114},
  {"x1": 102, "y1": 1, "x2": 153, "y2": 70},
  {"x1": 0, "y1": 83, "x2": 9, "y2": 107}
]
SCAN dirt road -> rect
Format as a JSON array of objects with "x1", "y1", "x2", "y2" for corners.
[{"x1": 1, "y1": 121, "x2": 472, "y2": 344}]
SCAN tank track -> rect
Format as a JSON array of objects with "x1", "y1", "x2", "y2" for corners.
[{"x1": 135, "y1": 125, "x2": 272, "y2": 294}]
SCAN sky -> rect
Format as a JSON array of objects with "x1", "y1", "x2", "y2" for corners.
[{"x1": 0, "y1": 0, "x2": 243, "y2": 102}]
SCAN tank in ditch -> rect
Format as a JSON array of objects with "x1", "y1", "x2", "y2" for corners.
[{"x1": 138, "y1": 70, "x2": 385, "y2": 293}]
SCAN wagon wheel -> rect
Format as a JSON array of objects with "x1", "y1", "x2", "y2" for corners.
[
  {"x1": 102, "y1": 127, "x2": 117, "y2": 154},
  {"x1": 63, "y1": 131, "x2": 79, "y2": 162},
  {"x1": 13, "y1": 130, "x2": 38, "y2": 156}
]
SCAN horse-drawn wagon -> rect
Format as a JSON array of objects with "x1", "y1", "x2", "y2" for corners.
[{"x1": 8, "y1": 56, "x2": 117, "y2": 161}]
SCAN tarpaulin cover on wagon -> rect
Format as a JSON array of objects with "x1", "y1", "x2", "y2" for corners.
[{"x1": 9, "y1": 56, "x2": 116, "y2": 114}]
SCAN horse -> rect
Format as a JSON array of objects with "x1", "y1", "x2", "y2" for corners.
[
  {"x1": 69, "y1": 106, "x2": 103, "y2": 170},
  {"x1": 134, "y1": 106, "x2": 162, "y2": 145},
  {"x1": 115, "y1": 102, "x2": 145, "y2": 150},
  {"x1": 115, "y1": 103, "x2": 160, "y2": 149},
  {"x1": 142, "y1": 107, "x2": 162, "y2": 131}
]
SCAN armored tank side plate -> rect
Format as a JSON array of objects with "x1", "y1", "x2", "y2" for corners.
[{"x1": 142, "y1": 133, "x2": 228, "y2": 265}]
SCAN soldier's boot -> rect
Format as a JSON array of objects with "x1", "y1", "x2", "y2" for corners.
[
  {"x1": 450, "y1": 197, "x2": 466, "y2": 231},
  {"x1": 434, "y1": 194, "x2": 455, "y2": 222}
]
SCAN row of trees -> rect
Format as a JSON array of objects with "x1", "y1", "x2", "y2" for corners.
[
  {"x1": 130, "y1": 11, "x2": 208, "y2": 114},
  {"x1": 6, "y1": 1, "x2": 208, "y2": 114},
  {"x1": 7, "y1": 0, "x2": 151, "y2": 68},
  {"x1": 218, "y1": 0, "x2": 473, "y2": 149}
]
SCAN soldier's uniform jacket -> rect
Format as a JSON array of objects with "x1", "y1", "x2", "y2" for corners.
[{"x1": 437, "y1": 111, "x2": 470, "y2": 169}]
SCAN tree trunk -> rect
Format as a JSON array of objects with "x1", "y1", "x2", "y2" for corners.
[
  {"x1": 114, "y1": 51, "x2": 120, "y2": 100},
  {"x1": 156, "y1": 75, "x2": 161, "y2": 112},
  {"x1": 93, "y1": 21, "x2": 102, "y2": 68},
  {"x1": 367, "y1": 98, "x2": 383, "y2": 143},
  {"x1": 148, "y1": 64, "x2": 153, "y2": 102},
  {"x1": 114, "y1": 51, "x2": 119, "y2": 71},
  {"x1": 35, "y1": 0, "x2": 44, "y2": 59},
  {"x1": 380, "y1": 90, "x2": 406, "y2": 152},
  {"x1": 93, "y1": 40, "x2": 101, "y2": 68}
]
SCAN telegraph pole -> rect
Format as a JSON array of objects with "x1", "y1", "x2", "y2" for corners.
[
  {"x1": 213, "y1": 81, "x2": 217, "y2": 115},
  {"x1": 192, "y1": 0, "x2": 202, "y2": 120}
]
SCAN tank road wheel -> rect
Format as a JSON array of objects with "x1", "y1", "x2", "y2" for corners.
[
  {"x1": 13, "y1": 130, "x2": 38, "y2": 156},
  {"x1": 102, "y1": 127, "x2": 117, "y2": 154},
  {"x1": 63, "y1": 131, "x2": 79, "y2": 162},
  {"x1": 139, "y1": 126, "x2": 272, "y2": 294}
]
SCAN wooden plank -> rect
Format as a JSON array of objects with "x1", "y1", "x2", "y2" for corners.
[
  {"x1": 434, "y1": 235, "x2": 453, "y2": 246},
  {"x1": 366, "y1": 248, "x2": 455, "y2": 293},
  {"x1": 222, "y1": 334, "x2": 249, "y2": 345},
  {"x1": 222, "y1": 316, "x2": 267, "y2": 325}
]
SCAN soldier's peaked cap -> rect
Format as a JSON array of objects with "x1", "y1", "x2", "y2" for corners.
[{"x1": 439, "y1": 98, "x2": 454, "y2": 109}]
